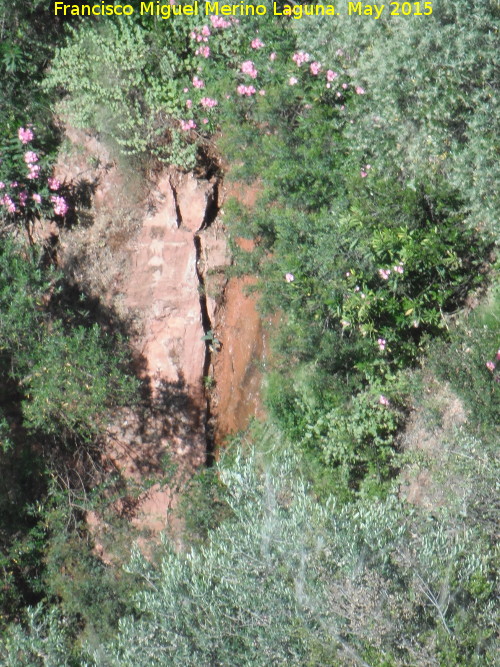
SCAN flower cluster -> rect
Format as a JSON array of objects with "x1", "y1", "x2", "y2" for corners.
[
  {"x1": 251, "y1": 37, "x2": 264, "y2": 49},
  {"x1": 192, "y1": 76, "x2": 205, "y2": 89},
  {"x1": 18, "y1": 127, "x2": 34, "y2": 144},
  {"x1": 180, "y1": 119, "x2": 197, "y2": 131},
  {"x1": 292, "y1": 51, "x2": 310, "y2": 66},
  {"x1": 310, "y1": 62, "x2": 321, "y2": 75},
  {"x1": 210, "y1": 14, "x2": 231, "y2": 28},
  {"x1": 237, "y1": 84, "x2": 256, "y2": 96},
  {"x1": 50, "y1": 194, "x2": 69, "y2": 216},
  {"x1": 377, "y1": 338, "x2": 386, "y2": 351},
  {"x1": 200, "y1": 97, "x2": 218, "y2": 109},
  {"x1": 241, "y1": 60, "x2": 258, "y2": 79}
]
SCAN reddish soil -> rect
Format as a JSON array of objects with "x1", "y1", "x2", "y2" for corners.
[
  {"x1": 49, "y1": 128, "x2": 268, "y2": 549},
  {"x1": 211, "y1": 276, "x2": 267, "y2": 443}
]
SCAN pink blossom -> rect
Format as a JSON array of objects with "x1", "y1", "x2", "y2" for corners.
[
  {"x1": 192, "y1": 76, "x2": 205, "y2": 89},
  {"x1": 210, "y1": 14, "x2": 231, "y2": 28},
  {"x1": 10, "y1": 182, "x2": 17, "y2": 188},
  {"x1": 355, "y1": 86, "x2": 366, "y2": 95},
  {"x1": 326, "y1": 83, "x2": 331, "y2": 89},
  {"x1": 379, "y1": 269, "x2": 391, "y2": 280},
  {"x1": 186, "y1": 99, "x2": 192, "y2": 109},
  {"x1": 270, "y1": 52, "x2": 277, "y2": 61},
  {"x1": 251, "y1": 38, "x2": 264, "y2": 49},
  {"x1": 32, "y1": 193, "x2": 42, "y2": 204},
  {"x1": 486, "y1": 361, "x2": 496, "y2": 372},
  {"x1": 379, "y1": 395, "x2": 390, "y2": 406},
  {"x1": 180, "y1": 119, "x2": 197, "y2": 131},
  {"x1": 377, "y1": 338, "x2": 386, "y2": 351},
  {"x1": 201, "y1": 25, "x2": 211, "y2": 36},
  {"x1": 48, "y1": 177, "x2": 61, "y2": 190},
  {"x1": 183, "y1": 87, "x2": 189, "y2": 93},
  {"x1": 292, "y1": 51, "x2": 310, "y2": 66},
  {"x1": 236, "y1": 84, "x2": 256, "y2": 96},
  {"x1": 241, "y1": 60, "x2": 258, "y2": 79},
  {"x1": 2, "y1": 195, "x2": 16, "y2": 213},
  {"x1": 196, "y1": 45, "x2": 211, "y2": 58},
  {"x1": 289, "y1": 76, "x2": 298, "y2": 86},
  {"x1": 285, "y1": 273, "x2": 294, "y2": 283},
  {"x1": 326, "y1": 70, "x2": 338, "y2": 82},
  {"x1": 310, "y1": 61, "x2": 321, "y2": 75},
  {"x1": 202, "y1": 118, "x2": 209, "y2": 124},
  {"x1": 200, "y1": 97, "x2": 218, "y2": 108},
  {"x1": 24, "y1": 151, "x2": 38, "y2": 164},
  {"x1": 18, "y1": 127, "x2": 34, "y2": 144},
  {"x1": 50, "y1": 194, "x2": 69, "y2": 216},
  {"x1": 360, "y1": 170, "x2": 368, "y2": 178},
  {"x1": 0, "y1": 182, "x2": 5, "y2": 189},
  {"x1": 393, "y1": 265, "x2": 404, "y2": 274},
  {"x1": 342, "y1": 83, "x2": 348, "y2": 89},
  {"x1": 19, "y1": 190, "x2": 28, "y2": 207},
  {"x1": 27, "y1": 164, "x2": 40, "y2": 180}
]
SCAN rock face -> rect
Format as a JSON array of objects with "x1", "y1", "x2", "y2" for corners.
[{"x1": 51, "y1": 128, "x2": 267, "y2": 543}]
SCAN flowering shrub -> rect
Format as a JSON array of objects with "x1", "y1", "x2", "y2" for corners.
[{"x1": 0, "y1": 127, "x2": 69, "y2": 224}]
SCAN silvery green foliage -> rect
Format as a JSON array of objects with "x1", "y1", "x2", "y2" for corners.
[
  {"x1": 292, "y1": 0, "x2": 500, "y2": 236},
  {"x1": 45, "y1": 19, "x2": 197, "y2": 167},
  {"x1": 0, "y1": 605, "x2": 74, "y2": 667},
  {"x1": 96, "y1": 448, "x2": 497, "y2": 666}
]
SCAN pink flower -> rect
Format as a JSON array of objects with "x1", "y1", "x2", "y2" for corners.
[
  {"x1": 241, "y1": 60, "x2": 258, "y2": 78},
  {"x1": 486, "y1": 361, "x2": 496, "y2": 372},
  {"x1": 192, "y1": 76, "x2": 205, "y2": 89},
  {"x1": 310, "y1": 61, "x2": 321, "y2": 75},
  {"x1": 342, "y1": 83, "x2": 348, "y2": 89},
  {"x1": 19, "y1": 190, "x2": 28, "y2": 207},
  {"x1": 379, "y1": 269, "x2": 391, "y2": 280},
  {"x1": 379, "y1": 395, "x2": 390, "y2": 406},
  {"x1": 180, "y1": 119, "x2": 197, "y2": 131},
  {"x1": 393, "y1": 265, "x2": 404, "y2": 274},
  {"x1": 2, "y1": 195, "x2": 16, "y2": 213},
  {"x1": 251, "y1": 38, "x2": 264, "y2": 49},
  {"x1": 202, "y1": 118, "x2": 209, "y2": 124},
  {"x1": 292, "y1": 51, "x2": 310, "y2": 66},
  {"x1": 10, "y1": 182, "x2": 17, "y2": 188},
  {"x1": 200, "y1": 97, "x2": 218, "y2": 108},
  {"x1": 18, "y1": 127, "x2": 34, "y2": 144},
  {"x1": 32, "y1": 193, "x2": 42, "y2": 204},
  {"x1": 196, "y1": 45, "x2": 210, "y2": 58},
  {"x1": 285, "y1": 273, "x2": 294, "y2": 283},
  {"x1": 360, "y1": 170, "x2": 368, "y2": 178},
  {"x1": 377, "y1": 338, "x2": 386, "y2": 351},
  {"x1": 496, "y1": 349, "x2": 500, "y2": 361},
  {"x1": 355, "y1": 86, "x2": 366, "y2": 95},
  {"x1": 0, "y1": 182, "x2": 4, "y2": 189},
  {"x1": 236, "y1": 84, "x2": 256, "y2": 96},
  {"x1": 50, "y1": 194, "x2": 69, "y2": 216},
  {"x1": 201, "y1": 25, "x2": 211, "y2": 36},
  {"x1": 270, "y1": 52, "x2": 277, "y2": 61},
  {"x1": 24, "y1": 151, "x2": 38, "y2": 164},
  {"x1": 210, "y1": 14, "x2": 231, "y2": 28},
  {"x1": 183, "y1": 87, "x2": 189, "y2": 93},
  {"x1": 326, "y1": 70, "x2": 338, "y2": 82},
  {"x1": 186, "y1": 99, "x2": 192, "y2": 109},
  {"x1": 48, "y1": 177, "x2": 61, "y2": 190},
  {"x1": 289, "y1": 76, "x2": 298, "y2": 86},
  {"x1": 27, "y1": 164, "x2": 40, "y2": 180}
]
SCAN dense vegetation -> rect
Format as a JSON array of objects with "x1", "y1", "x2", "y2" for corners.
[{"x1": 0, "y1": 1, "x2": 498, "y2": 664}]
